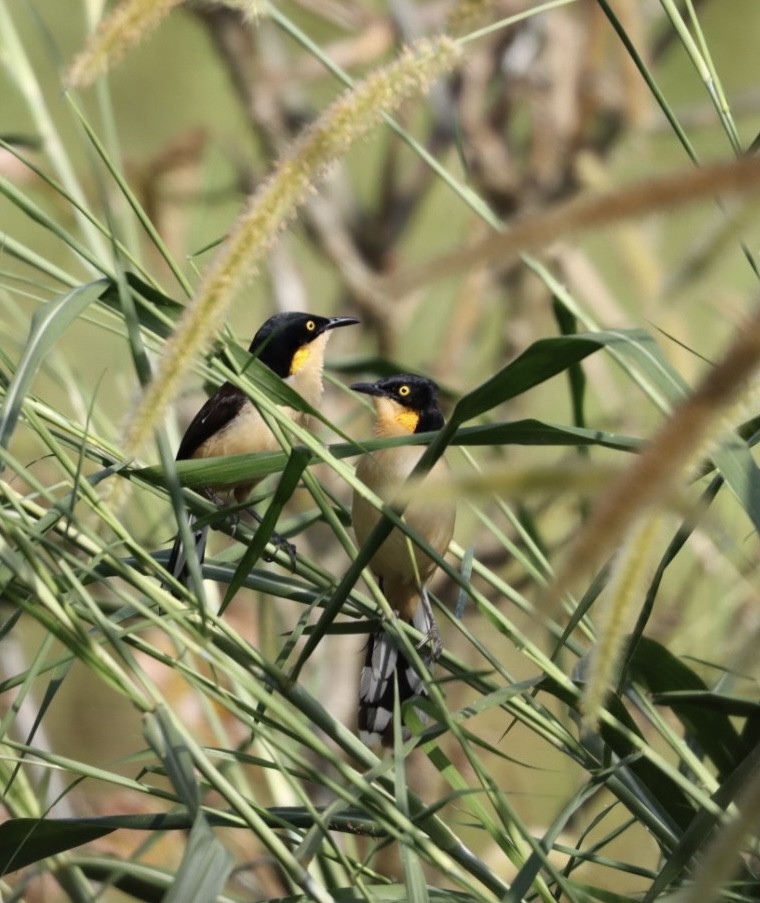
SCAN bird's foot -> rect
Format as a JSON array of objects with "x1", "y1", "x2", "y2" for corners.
[
  {"x1": 240, "y1": 506, "x2": 297, "y2": 570},
  {"x1": 417, "y1": 621, "x2": 443, "y2": 663},
  {"x1": 203, "y1": 488, "x2": 229, "y2": 510},
  {"x1": 263, "y1": 530, "x2": 298, "y2": 571},
  {"x1": 202, "y1": 489, "x2": 242, "y2": 534},
  {"x1": 417, "y1": 587, "x2": 443, "y2": 662}
]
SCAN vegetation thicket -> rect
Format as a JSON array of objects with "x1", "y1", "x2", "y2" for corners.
[{"x1": 3, "y1": 2, "x2": 760, "y2": 901}]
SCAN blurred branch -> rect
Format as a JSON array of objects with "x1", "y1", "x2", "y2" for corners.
[
  {"x1": 381, "y1": 155, "x2": 760, "y2": 298},
  {"x1": 545, "y1": 289, "x2": 760, "y2": 612}
]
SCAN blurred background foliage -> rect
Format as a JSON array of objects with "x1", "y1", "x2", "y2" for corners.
[{"x1": 3, "y1": 0, "x2": 760, "y2": 901}]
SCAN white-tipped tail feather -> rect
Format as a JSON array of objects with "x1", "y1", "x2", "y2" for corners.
[
  {"x1": 358, "y1": 603, "x2": 432, "y2": 747},
  {"x1": 165, "y1": 512, "x2": 208, "y2": 590}
]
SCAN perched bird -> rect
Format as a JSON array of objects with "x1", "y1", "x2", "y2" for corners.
[
  {"x1": 351, "y1": 374, "x2": 455, "y2": 746},
  {"x1": 166, "y1": 311, "x2": 359, "y2": 590}
]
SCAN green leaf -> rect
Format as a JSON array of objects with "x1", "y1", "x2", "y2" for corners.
[
  {"x1": 76, "y1": 855, "x2": 243, "y2": 903},
  {"x1": 505, "y1": 780, "x2": 601, "y2": 902},
  {"x1": 136, "y1": 419, "x2": 642, "y2": 489},
  {"x1": 0, "y1": 806, "x2": 385, "y2": 874},
  {"x1": 0, "y1": 279, "x2": 109, "y2": 452},
  {"x1": 710, "y1": 434, "x2": 760, "y2": 542},
  {"x1": 451, "y1": 327, "x2": 685, "y2": 425},
  {"x1": 143, "y1": 709, "x2": 200, "y2": 814},
  {"x1": 163, "y1": 815, "x2": 234, "y2": 903},
  {"x1": 453, "y1": 420, "x2": 641, "y2": 452},
  {"x1": 0, "y1": 174, "x2": 105, "y2": 273},
  {"x1": 74, "y1": 857, "x2": 174, "y2": 903},
  {"x1": 570, "y1": 883, "x2": 648, "y2": 903},
  {"x1": 642, "y1": 740, "x2": 760, "y2": 902},
  {"x1": 538, "y1": 676, "x2": 696, "y2": 840},
  {"x1": 266, "y1": 890, "x2": 480, "y2": 902},
  {"x1": 0, "y1": 230, "x2": 77, "y2": 286},
  {"x1": 627, "y1": 637, "x2": 743, "y2": 779},
  {"x1": 98, "y1": 272, "x2": 183, "y2": 340},
  {"x1": 552, "y1": 298, "x2": 587, "y2": 430},
  {"x1": 221, "y1": 446, "x2": 311, "y2": 610},
  {"x1": 451, "y1": 333, "x2": 604, "y2": 424},
  {"x1": 651, "y1": 690, "x2": 760, "y2": 719},
  {"x1": 0, "y1": 812, "x2": 238, "y2": 875},
  {"x1": 0, "y1": 818, "x2": 115, "y2": 874}
]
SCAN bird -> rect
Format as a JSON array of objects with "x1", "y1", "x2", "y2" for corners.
[
  {"x1": 165, "y1": 311, "x2": 359, "y2": 591},
  {"x1": 351, "y1": 374, "x2": 455, "y2": 746}
]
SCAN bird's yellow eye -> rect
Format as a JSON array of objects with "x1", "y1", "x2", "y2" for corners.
[
  {"x1": 306, "y1": 319, "x2": 316, "y2": 332},
  {"x1": 398, "y1": 384, "x2": 411, "y2": 397}
]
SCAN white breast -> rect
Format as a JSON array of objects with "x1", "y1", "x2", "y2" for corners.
[{"x1": 353, "y1": 447, "x2": 455, "y2": 583}]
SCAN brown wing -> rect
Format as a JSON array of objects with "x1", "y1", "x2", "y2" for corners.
[{"x1": 176, "y1": 382, "x2": 248, "y2": 460}]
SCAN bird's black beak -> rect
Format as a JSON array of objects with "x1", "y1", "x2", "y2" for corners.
[
  {"x1": 323, "y1": 316, "x2": 360, "y2": 333},
  {"x1": 350, "y1": 381, "x2": 386, "y2": 398}
]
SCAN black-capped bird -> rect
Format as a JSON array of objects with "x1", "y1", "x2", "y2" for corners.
[
  {"x1": 166, "y1": 311, "x2": 358, "y2": 590},
  {"x1": 351, "y1": 374, "x2": 455, "y2": 746}
]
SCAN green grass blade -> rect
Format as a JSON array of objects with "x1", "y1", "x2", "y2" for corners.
[
  {"x1": 163, "y1": 815, "x2": 234, "y2": 903},
  {"x1": 221, "y1": 445, "x2": 311, "y2": 609},
  {"x1": 0, "y1": 818, "x2": 116, "y2": 874},
  {"x1": 0, "y1": 278, "x2": 108, "y2": 452}
]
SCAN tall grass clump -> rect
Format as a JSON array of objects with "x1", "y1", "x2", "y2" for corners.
[{"x1": 2, "y1": 2, "x2": 760, "y2": 902}]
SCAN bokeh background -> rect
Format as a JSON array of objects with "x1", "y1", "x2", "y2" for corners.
[{"x1": 4, "y1": 1, "x2": 760, "y2": 900}]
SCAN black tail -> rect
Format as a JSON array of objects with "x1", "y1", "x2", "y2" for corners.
[
  {"x1": 164, "y1": 513, "x2": 208, "y2": 594},
  {"x1": 358, "y1": 604, "x2": 432, "y2": 747}
]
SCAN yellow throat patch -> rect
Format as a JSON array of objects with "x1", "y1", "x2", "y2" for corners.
[
  {"x1": 374, "y1": 396, "x2": 420, "y2": 436},
  {"x1": 395, "y1": 408, "x2": 420, "y2": 433},
  {"x1": 290, "y1": 344, "x2": 311, "y2": 375}
]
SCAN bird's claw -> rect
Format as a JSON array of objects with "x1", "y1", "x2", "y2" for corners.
[
  {"x1": 417, "y1": 587, "x2": 443, "y2": 662},
  {"x1": 417, "y1": 624, "x2": 443, "y2": 663},
  {"x1": 263, "y1": 531, "x2": 298, "y2": 571},
  {"x1": 238, "y1": 506, "x2": 296, "y2": 569}
]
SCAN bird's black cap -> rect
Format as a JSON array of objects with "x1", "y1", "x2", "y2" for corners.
[
  {"x1": 250, "y1": 312, "x2": 359, "y2": 377},
  {"x1": 351, "y1": 374, "x2": 444, "y2": 432}
]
